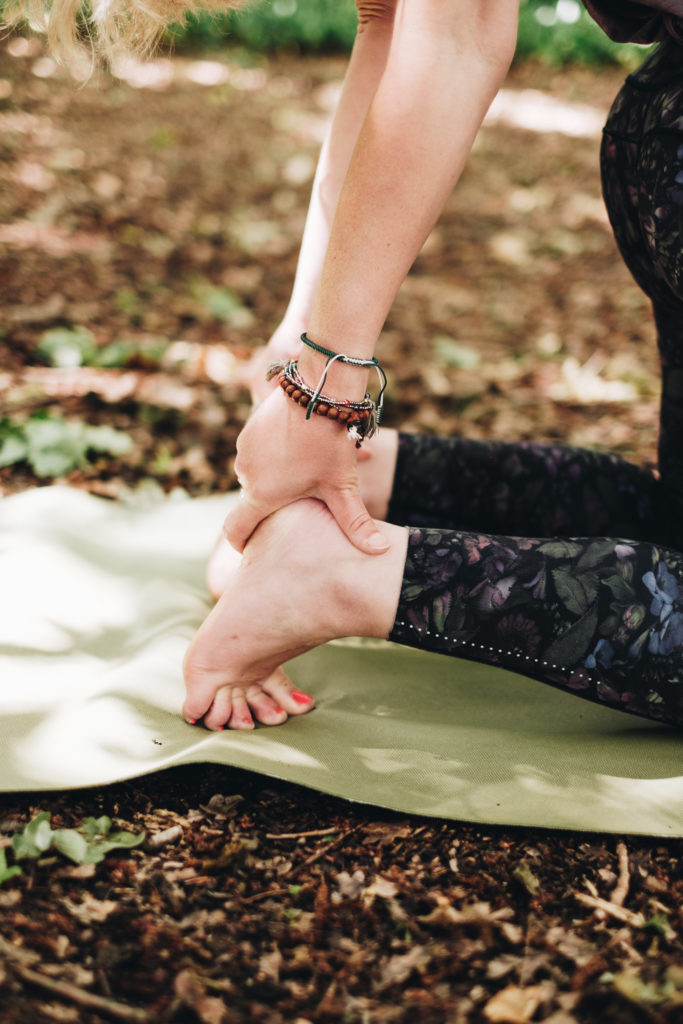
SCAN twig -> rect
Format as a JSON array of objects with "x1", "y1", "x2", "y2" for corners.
[
  {"x1": 265, "y1": 827, "x2": 340, "y2": 840},
  {"x1": 148, "y1": 825, "x2": 183, "y2": 849},
  {"x1": 0, "y1": 933, "x2": 149, "y2": 1022},
  {"x1": 240, "y1": 887, "x2": 294, "y2": 904},
  {"x1": 611, "y1": 841, "x2": 630, "y2": 907},
  {"x1": 594, "y1": 841, "x2": 630, "y2": 922},
  {"x1": 14, "y1": 964, "x2": 150, "y2": 1023},
  {"x1": 574, "y1": 891, "x2": 645, "y2": 927},
  {"x1": 288, "y1": 826, "x2": 360, "y2": 881}
]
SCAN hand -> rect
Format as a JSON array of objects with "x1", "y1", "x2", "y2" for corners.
[
  {"x1": 224, "y1": 386, "x2": 389, "y2": 555},
  {"x1": 242, "y1": 321, "x2": 304, "y2": 406}
]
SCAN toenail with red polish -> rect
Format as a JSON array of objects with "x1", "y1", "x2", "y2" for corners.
[{"x1": 291, "y1": 690, "x2": 312, "y2": 705}]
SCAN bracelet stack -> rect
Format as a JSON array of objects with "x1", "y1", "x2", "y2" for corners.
[{"x1": 265, "y1": 334, "x2": 387, "y2": 449}]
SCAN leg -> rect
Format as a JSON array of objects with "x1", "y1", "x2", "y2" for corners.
[
  {"x1": 390, "y1": 525, "x2": 683, "y2": 727},
  {"x1": 187, "y1": 497, "x2": 683, "y2": 731},
  {"x1": 387, "y1": 434, "x2": 670, "y2": 541},
  {"x1": 208, "y1": 427, "x2": 667, "y2": 600}
]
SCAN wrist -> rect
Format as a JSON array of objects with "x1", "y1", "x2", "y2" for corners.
[{"x1": 297, "y1": 347, "x2": 370, "y2": 403}]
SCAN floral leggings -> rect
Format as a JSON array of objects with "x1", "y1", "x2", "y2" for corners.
[{"x1": 387, "y1": 39, "x2": 683, "y2": 728}]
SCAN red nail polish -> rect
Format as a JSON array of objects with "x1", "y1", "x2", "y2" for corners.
[
  {"x1": 291, "y1": 690, "x2": 312, "y2": 705},
  {"x1": 273, "y1": 707, "x2": 285, "y2": 714},
  {"x1": 188, "y1": 718, "x2": 197, "y2": 725}
]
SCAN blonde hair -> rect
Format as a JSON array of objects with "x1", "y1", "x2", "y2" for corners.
[{"x1": 5, "y1": 0, "x2": 245, "y2": 67}]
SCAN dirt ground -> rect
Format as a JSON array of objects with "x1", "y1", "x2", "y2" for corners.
[{"x1": 1, "y1": 36, "x2": 682, "y2": 1024}]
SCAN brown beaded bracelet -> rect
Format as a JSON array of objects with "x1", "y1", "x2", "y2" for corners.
[{"x1": 269, "y1": 360, "x2": 377, "y2": 447}]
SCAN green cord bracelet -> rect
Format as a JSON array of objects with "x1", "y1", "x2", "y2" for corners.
[{"x1": 300, "y1": 332, "x2": 380, "y2": 370}]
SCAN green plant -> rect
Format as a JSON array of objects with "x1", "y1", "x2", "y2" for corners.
[
  {"x1": 0, "y1": 411, "x2": 133, "y2": 478},
  {"x1": 38, "y1": 326, "x2": 167, "y2": 369},
  {"x1": 167, "y1": 0, "x2": 652, "y2": 66},
  {"x1": 0, "y1": 812, "x2": 145, "y2": 885},
  {"x1": 516, "y1": 0, "x2": 651, "y2": 66},
  {"x1": 167, "y1": 0, "x2": 359, "y2": 54}
]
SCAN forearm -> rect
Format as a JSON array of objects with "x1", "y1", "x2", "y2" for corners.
[
  {"x1": 281, "y1": 8, "x2": 396, "y2": 333},
  {"x1": 303, "y1": 0, "x2": 519, "y2": 392}
]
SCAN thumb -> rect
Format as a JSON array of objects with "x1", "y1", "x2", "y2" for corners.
[
  {"x1": 224, "y1": 493, "x2": 271, "y2": 552},
  {"x1": 324, "y1": 486, "x2": 390, "y2": 555}
]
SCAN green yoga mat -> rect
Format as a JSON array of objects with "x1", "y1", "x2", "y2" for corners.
[{"x1": 1, "y1": 486, "x2": 681, "y2": 836}]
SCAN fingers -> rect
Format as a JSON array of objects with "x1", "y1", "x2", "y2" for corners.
[
  {"x1": 323, "y1": 485, "x2": 390, "y2": 555},
  {"x1": 223, "y1": 491, "x2": 270, "y2": 553}
]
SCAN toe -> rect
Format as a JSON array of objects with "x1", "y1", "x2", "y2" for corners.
[
  {"x1": 202, "y1": 686, "x2": 235, "y2": 731},
  {"x1": 246, "y1": 683, "x2": 288, "y2": 726},
  {"x1": 183, "y1": 645, "x2": 225, "y2": 725},
  {"x1": 263, "y1": 669, "x2": 315, "y2": 717},
  {"x1": 226, "y1": 688, "x2": 256, "y2": 731}
]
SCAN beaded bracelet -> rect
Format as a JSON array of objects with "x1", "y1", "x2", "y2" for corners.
[
  {"x1": 266, "y1": 359, "x2": 379, "y2": 447},
  {"x1": 299, "y1": 332, "x2": 387, "y2": 424}
]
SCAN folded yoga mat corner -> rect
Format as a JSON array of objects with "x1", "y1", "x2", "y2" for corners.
[{"x1": 1, "y1": 486, "x2": 681, "y2": 836}]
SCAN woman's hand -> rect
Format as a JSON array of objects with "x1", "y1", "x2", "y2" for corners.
[
  {"x1": 224, "y1": 386, "x2": 389, "y2": 555},
  {"x1": 244, "y1": 320, "x2": 304, "y2": 405}
]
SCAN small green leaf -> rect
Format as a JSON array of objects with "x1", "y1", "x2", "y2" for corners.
[
  {"x1": 54, "y1": 817, "x2": 144, "y2": 864},
  {"x1": 643, "y1": 913, "x2": 675, "y2": 939},
  {"x1": 191, "y1": 281, "x2": 246, "y2": 323},
  {"x1": 83, "y1": 426, "x2": 133, "y2": 457},
  {"x1": 12, "y1": 812, "x2": 53, "y2": 859},
  {"x1": 24, "y1": 417, "x2": 88, "y2": 477},
  {"x1": 433, "y1": 335, "x2": 480, "y2": 370},
  {"x1": 0, "y1": 429, "x2": 29, "y2": 468},
  {"x1": 52, "y1": 829, "x2": 91, "y2": 865},
  {"x1": 37, "y1": 327, "x2": 98, "y2": 368},
  {"x1": 0, "y1": 849, "x2": 22, "y2": 885},
  {"x1": 81, "y1": 816, "x2": 113, "y2": 839}
]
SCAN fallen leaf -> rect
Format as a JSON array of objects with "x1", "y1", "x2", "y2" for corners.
[{"x1": 484, "y1": 983, "x2": 552, "y2": 1023}]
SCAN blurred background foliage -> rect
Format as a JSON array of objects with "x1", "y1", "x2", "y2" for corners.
[{"x1": 167, "y1": 0, "x2": 651, "y2": 65}]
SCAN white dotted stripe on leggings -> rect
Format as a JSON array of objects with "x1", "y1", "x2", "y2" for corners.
[{"x1": 393, "y1": 619, "x2": 592, "y2": 681}]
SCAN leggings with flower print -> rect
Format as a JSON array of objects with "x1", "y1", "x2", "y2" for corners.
[{"x1": 387, "y1": 40, "x2": 683, "y2": 728}]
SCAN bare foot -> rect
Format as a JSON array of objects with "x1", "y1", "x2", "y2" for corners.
[
  {"x1": 184, "y1": 498, "x2": 407, "y2": 730},
  {"x1": 206, "y1": 530, "x2": 242, "y2": 602},
  {"x1": 206, "y1": 428, "x2": 399, "y2": 602}
]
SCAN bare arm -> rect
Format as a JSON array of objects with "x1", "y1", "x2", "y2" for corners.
[
  {"x1": 228, "y1": 0, "x2": 520, "y2": 554},
  {"x1": 301, "y1": 0, "x2": 519, "y2": 391},
  {"x1": 251, "y1": 3, "x2": 397, "y2": 396}
]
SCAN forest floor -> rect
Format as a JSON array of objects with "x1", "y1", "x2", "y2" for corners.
[{"x1": 1, "y1": 35, "x2": 682, "y2": 1024}]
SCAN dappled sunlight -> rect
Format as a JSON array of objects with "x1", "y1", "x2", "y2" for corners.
[
  {"x1": 111, "y1": 55, "x2": 269, "y2": 92},
  {"x1": 209, "y1": 733, "x2": 326, "y2": 772},
  {"x1": 549, "y1": 352, "x2": 639, "y2": 402},
  {"x1": 0, "y1": 221, "x2": 111, "y2": 255},
  {"x1": 13, "y1": 696, "x2": 179, "y2": 787},
  {"x1": 486, "y1": 88, "x2": 606, "y2": 137}
]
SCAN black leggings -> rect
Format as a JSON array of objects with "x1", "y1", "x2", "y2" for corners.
[{"x1": 387, "y1": 40, "x2": 683, "y2": 728}]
